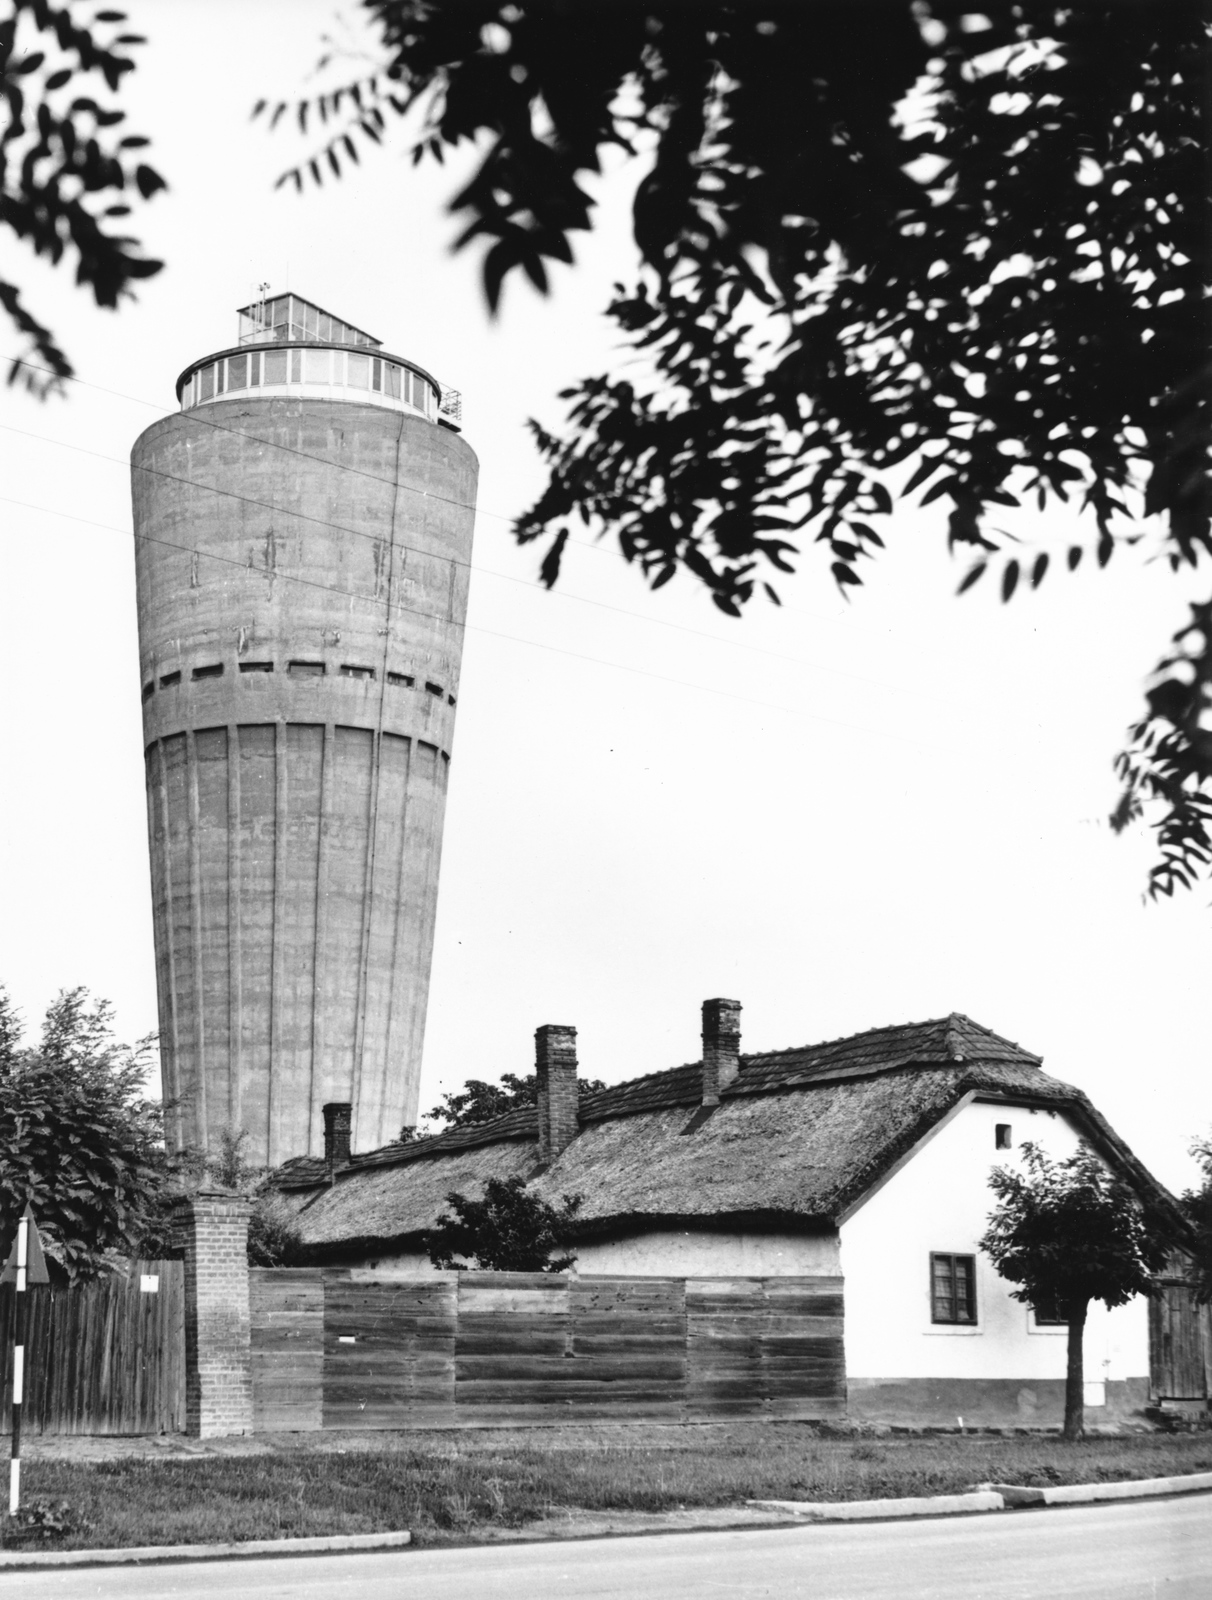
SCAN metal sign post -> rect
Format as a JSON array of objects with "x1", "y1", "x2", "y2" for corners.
[{"x1": 1, "y1": 1206, "x2": 50, "y2": 1517}]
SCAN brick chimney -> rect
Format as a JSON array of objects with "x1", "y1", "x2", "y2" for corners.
[
  {"x1": 701, "y1": 999, "x2": 742, "y2": 1105},
  {"x1": 535, "y1": 1024, "x2": 579, "y2": 1163},
  {"x1": 322, "y1": 1102, "x2": 352, "y2": 1177}
]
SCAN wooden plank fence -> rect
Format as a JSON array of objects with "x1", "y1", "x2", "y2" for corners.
[
  {"x1": 249, "y1": 1269, "x2": 845, "y2": 1429},
  {"x1": 250, "y1": 1268, "x2": 323, "y2": 1432},
  {"x1": 323, "y1": 1278, "x2": 455, "y2": 1430},
  {"x1": 0, "y1": 1261, "x2": 184, "y2": 1436}
]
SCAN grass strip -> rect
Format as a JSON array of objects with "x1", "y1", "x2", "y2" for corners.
[{"x1": 9, "y1": 1425, "x2": 1212, "y2": 1550}]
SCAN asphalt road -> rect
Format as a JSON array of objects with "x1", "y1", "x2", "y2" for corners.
[{"x1": 7, "y1": 1494, "x2": 1211, "y2": 1600}]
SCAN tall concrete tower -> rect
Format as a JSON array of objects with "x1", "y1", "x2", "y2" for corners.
[{"x1": 130, "y1": 294, "x2": 478, "y2": 1167}]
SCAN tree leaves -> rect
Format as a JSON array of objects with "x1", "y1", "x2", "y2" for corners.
[
  {"x1": 133, "y1": 162, "x2": 164, "y2": 198},
  {"x1": 0, "y1": 985, "x2": 169, "y2": 1280},
  {"x1": 426, "y1": 1175, "x2": 582, "y2": 1273},
  {"x1": 422, "y1": 1069, "x2": 607, "y2": 1135},
  {"x1": 1112, "y1": 599, "x2": 1212, "y2": 901},
  {"x1": 265, "y1": 1, "x2": 1209, "y2": 897},
  {"x1": 538, "y1": 526, "x2": 569, "y2": 589},
  {"x1": 1, "y1": 0, "x2": 165, "y2": 392},
  {"x1": 980, "y1": 1140, "x2": 1175, "y2": 1314}
]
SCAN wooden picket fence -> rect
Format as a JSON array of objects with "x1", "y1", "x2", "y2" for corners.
[
  {"x1": 0, "y1": 1261, "x2": 185, "y2": 1435},
  {"x1": 250, "y1": 1269, "x2": 846, "y2": 1430}
]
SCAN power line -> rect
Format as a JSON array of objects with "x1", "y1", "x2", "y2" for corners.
[
  {"x1": 6, "y1": 350, "x2": 591, "y2": 538},
  {"x1": 4, "y1": 348, "x2": 862, "y2": 627},
  {"x1": 0, "y1": 363, "x2": 977, "y2": 714},
  {"x1": 1, "y1": 488, "x2": 918, "y2": 741}
]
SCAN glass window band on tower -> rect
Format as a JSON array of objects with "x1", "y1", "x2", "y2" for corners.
[{"x1": 177, "y1": 343, "x2": 441, "y2": 421}]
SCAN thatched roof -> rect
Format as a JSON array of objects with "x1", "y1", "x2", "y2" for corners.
[
  {"x1": 278, "y1": 1013, "x2": 1183, "y2": 1259},
  {"x1": 287, "y1": 1136, "x2": 535, "y2": 1252}
]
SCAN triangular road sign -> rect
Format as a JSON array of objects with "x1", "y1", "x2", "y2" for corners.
[{"x1": 0, "y1": 1204, "x2": 51, "y2": 1286}]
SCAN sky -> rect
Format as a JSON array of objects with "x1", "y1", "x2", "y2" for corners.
[{"x1": 0, "y1": 1, "x2": 1207, "y2": 1193}]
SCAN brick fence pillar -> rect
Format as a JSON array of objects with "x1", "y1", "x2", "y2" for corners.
[{"x1": 171, "y1": 1188, "x2": 253, "y2": 1437}]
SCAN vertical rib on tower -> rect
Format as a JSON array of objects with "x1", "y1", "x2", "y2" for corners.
[{"x1": 130, "y1": 294, "x2": 478, "y2": 1166}]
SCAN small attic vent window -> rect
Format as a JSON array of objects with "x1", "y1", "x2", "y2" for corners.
[
  {"x1": 159, "y1": 671, "x2": 181, "y2": 689},
  {"x1": 340, "y1": 664, "x2": 375, "y2": 681},
  {"x1": 192, "y1": 664, "x2": 224, "y2": 681},
  {"x1": 995, "y1": 1123, "x2": 1012, "y2": 1150},
  {"x1": 239, "y1": 661, "x2": 273, "y2": 674},
  {"x1": 387, "y1": 672, "x2": 414, "y2": 688},
  {"x1": 288, "y1": 661, "x2": 326, "y2": 677}
]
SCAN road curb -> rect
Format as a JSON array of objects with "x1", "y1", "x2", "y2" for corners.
[
  {"x1": 984, "y1": 1470, "x2": 1212, "y2": 1507},
  {"x1": 6, "y1": 1469, "x2": 1212, "y2": 1564},
  {"x1": 751, "y1": 1469, "x2": 1212, "y2": 1522},
  {"x1": 748, "y1": 1491, "x2": 1005, "y2": 1521},
  {"x1": 0, "y1": 1529, "x2": 412, "y2": 1570}
]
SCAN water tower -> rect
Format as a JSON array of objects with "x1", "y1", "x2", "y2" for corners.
[{"x1": 130, "y1": 294, "x2": 477, "y2": 1166}]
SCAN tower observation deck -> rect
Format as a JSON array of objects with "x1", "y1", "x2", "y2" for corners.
[{"x1": 130, "y1": 295, "x2": 478, "y2": 1166}]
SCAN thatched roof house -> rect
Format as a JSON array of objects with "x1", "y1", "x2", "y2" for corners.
[
  {"x1": 277, "y1": 1008, "x2": 1180, "y2": 1265},
  {"x1": 272, "y1": 1003, "x2": 1199, "y2": 1427}
]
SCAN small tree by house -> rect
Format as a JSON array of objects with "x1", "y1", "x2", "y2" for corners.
[
  {"x1": 980, "y1": 1142, "x2": 1173, "y2": 1440},
  {"x1": 426, "y1": 1176, "x2": 582, "y2": 1274}
]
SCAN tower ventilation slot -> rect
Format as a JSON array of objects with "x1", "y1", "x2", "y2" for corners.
[
  {"x1": 239, "y1": 661, "x2": 274, "y2": 674},
  {"x1": 288, "y1": 661, "x2": 326, "y2": 677},
  {"x1": 192, "y1": 664, "x2": 224, "y2": 681},
  {"x1": 340, "y1": 665, "x2": 375, "y2": 681}
]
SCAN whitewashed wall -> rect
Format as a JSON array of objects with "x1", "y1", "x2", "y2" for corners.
[
  {"x1": 573, "y1": 1229, "x2": 840, "y2": 1278},
  {"x1": 841, "y1": 1098, "x2": 1149, "y2": 1397},
  {"x1": 349, "y1": 1250, "x2": 439, "y2": 1279},
  {"x1": 345, "y1": 1229, "x2": 840, "y2": 1279}
]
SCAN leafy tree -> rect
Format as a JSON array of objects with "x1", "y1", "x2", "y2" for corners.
[
  {"x1": 0, "y1": 984, "x2": 168, "y2": 1280},
  {"x1": 979, "y1": 1141, "x2": 1173, "y2": 1440},
  {"x1": 1181, "y1": 1133, "x2": 1212, "y2": 1305},
  {"x1": 427, "y1": 1174, "x2": 581, "y2": 1272},
  {"x1": 1, "y1": 1, "x2": 165, "y2": 394},
  {"x1": 424, "y1": 1072, "x2": 538, "y2": 1132},
  {"x1": 178, "y1": 1126, "x2": 303, "y2": 1267},
  {"x1": 423, "y1": 1069, "x2": 607, "y2": 1134},
  {"x1": 263, "y1": 2, "x2": 1208, "y2": 897}
]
